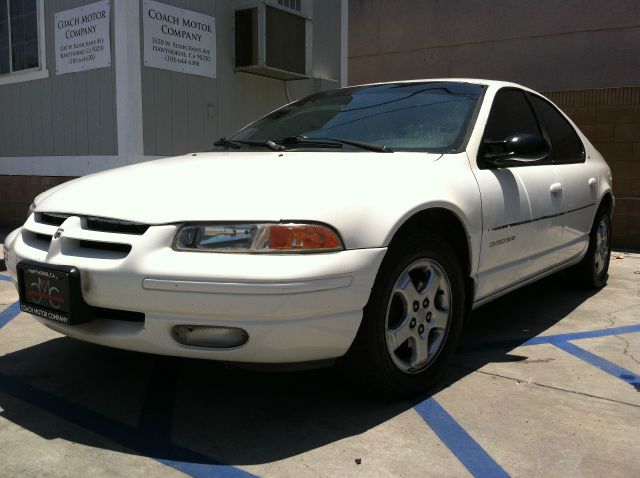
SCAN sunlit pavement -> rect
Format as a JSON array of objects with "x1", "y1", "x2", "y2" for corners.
[{"x1": 0, "y1": 252, "x2": 638, "y2": 477}]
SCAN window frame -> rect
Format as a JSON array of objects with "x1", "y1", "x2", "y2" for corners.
[
  {"x1": 477, "y1": 87, "x2": 552, "y2": 169},
  {"x1": 0, "y1": 0, "x2": 48, "y2": 86},
  {"x1": 525, "y1": 92, "x2": 586, "y2": 165}
]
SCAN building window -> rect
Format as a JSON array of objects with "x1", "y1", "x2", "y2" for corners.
[
  {"x1": 277, "y1": 0, "x2": 302, "y2": 12},
  {"x1": 0, "y1": 0, "x2": 39, "y2": 76}
]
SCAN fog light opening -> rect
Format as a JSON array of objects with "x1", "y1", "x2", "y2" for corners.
[{"x1": 171, "y1": 325, "x2": 249, "y2": 349}]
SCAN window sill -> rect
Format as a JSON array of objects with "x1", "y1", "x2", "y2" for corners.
[{"x1": 0, "y1": 68, "x2": 49, "y2": 86}]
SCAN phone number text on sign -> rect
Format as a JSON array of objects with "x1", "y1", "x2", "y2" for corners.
[
  {"x1": 55, "y1": 0, "x2": 111, "y2": 75},
  {"x1": 143, "y1": 0, "x2": 216, "y2": 78}
]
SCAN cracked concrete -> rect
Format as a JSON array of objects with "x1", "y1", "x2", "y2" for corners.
[{"x1": 0, "y1": 252, "x2": 638, "y2": 477}]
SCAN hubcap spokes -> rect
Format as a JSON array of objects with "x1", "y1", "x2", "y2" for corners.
[
  {"x1": 594, "y1": 219, "x2": 609, "y2": 275},
  {"x1": 385, "y1": 259, "x2": 452, "y2": 374}
]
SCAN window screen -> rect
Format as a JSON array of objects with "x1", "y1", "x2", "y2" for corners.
[
  {"x1": 530, "y1": 95, "x2": 584, "y2": 163},
  {"x1": 484, "y1": 89, "x2": 541, "y2": 141},
  {"x1": 278, "y1": 0, "x2": 302, "y2": 11},
  {"x1": 0, "y1": 0, "x2": 39, "y2": 75},
  {"x1": 266, "y1": 6, "x2": 305, "y2": 75}
]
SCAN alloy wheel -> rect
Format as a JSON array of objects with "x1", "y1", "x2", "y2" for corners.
[{"x1": 385, "y1": 259, "x2": 452, "y2": 374}]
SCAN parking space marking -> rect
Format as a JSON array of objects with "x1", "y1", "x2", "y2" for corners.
[
  {"x1": 461, "y1": 324, "x2": 640, "y2": 353},
  {"x1": 522, "y1": 325, "x2": 640, "y2": 346},
  {"x1": 0, "y1": 274, "x2": 11, "y2": 282},
  {"x1": 555, "y1": 341, "x2": 640, "y2": 390},
  {"x1": 155, "y1": 458, "x2": 255, "y2": 478},
  {"x1": 1, "y1": 300, "x2": 638, "y2": 477},
  {"x1": 414, "y1": 398, "x2": 510, "y2": 478},
  {"x1": 0, "y1": 301, "x2": 20, "y2": 329},
  {"x1": 0, "y1": 371, "x2": 257, "y2": 478}
]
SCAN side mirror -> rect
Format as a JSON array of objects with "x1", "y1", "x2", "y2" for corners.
[{"x1": 483, "y1": 133, "x2": 549, "y2": 166}]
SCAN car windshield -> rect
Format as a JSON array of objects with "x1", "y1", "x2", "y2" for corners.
[{"x1": 228, "y1": 81, "x2": 485, "y2": 152}]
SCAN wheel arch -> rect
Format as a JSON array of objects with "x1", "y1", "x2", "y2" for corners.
[
  {"x1": 386, "y1": 207, "x2": 472, "y2": 275},
  {"x1": 598, "y1": 191, "x2": 614, "y2": 216},
  {"x1": 384, "y1": 206, "x2": 476, "y2": 320}
]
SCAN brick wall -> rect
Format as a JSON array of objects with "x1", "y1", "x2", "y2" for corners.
[
  {"x1": 0, "y1": 176, "x2": 73, "y2": 229},
  {"x1": 545, "y1": 87, "x2": 640, "y2": 250}
]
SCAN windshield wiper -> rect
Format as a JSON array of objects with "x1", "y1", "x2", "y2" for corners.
[
  {"x1": 214, "y1": 138, "x2": 285, "y2": 151},
  {"x1": 214, "y1": 137, "x2": 241, "y2": 149},
  {"x1": 282, "y1": 135, "x2": 393, "y2": 153}
]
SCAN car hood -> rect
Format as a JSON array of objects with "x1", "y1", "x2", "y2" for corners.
[{"x1": 36, "y1": 151, "x2": 474, "y2": 248}]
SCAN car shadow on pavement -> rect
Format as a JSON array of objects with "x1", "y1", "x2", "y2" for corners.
[{"x1": 0, "y1": 272, "x2": 599, "y2": 468}]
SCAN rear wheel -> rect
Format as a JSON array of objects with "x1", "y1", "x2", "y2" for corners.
[
  {"x1": 573, "y1": 208, "x2": 612, "y2": 289},
  {"x1": 344, "y1": 233, "x2": 466, "y2": 396}
]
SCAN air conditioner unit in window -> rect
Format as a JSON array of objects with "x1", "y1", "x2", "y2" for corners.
[{"x1": 234, "y1": 0, "x2": 312, "y2": 80}]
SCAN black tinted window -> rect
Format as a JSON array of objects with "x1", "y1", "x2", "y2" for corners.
[
  {"x1": 530, "y1": 96, "x2": 583, "y2": 163},
  {"x1": 484, "y1": 89, "x2": 541, "y2": 141}
]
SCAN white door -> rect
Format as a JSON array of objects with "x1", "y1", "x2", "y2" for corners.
[
  {"x1": 473, "y1": 89, "x2": 565, "y2": 300},
  {"x1": 528, "y1": 94, "x2": 598, "y2": 259}
]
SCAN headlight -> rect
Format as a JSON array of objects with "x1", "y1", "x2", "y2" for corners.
[{"x1": 174, "y1": 223, "x2": 343, "y2": 253}]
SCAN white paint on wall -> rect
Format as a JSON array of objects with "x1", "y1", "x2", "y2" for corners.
[
  {"x1": 0, "y1": 155, "x2": 164, "y2": 177},
  {"x1": 341, "y1": 0, "x2": 348, "y2": 87},
  {"x1": 114, "y1": 0, "x2": 145, "y2": 165}
]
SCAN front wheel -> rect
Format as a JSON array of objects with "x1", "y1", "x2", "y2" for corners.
[{"x1": 343, "y1": 233, "x2": 466, "y2": 396}]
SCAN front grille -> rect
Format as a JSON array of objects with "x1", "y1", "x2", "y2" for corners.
[
  {"x1": 91, "y1": 307, "x2": 145, "y2": 322},
  {"x1": 35, "y1": 233, "x2": 53, "y2": 243},
  {"x1": 78, "y1": 240, "x2": 132, "y2": 254},
  {"x1": 38, "y1": 212, "x2": 69, "y2": 226},
  {"x1": 85, "y1": 217, "x2": 149, "y2": 235},
  {"x1": 36, "y1": 213, "x2": 149, "y2": 235}
]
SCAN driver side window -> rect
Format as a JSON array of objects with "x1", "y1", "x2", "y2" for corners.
[
  {"x1": 480, "y1": 89, "x2": 547, "y2": 167},
  {"x1": 484, "y1": 89, "x2": 541, "y2": 141}
]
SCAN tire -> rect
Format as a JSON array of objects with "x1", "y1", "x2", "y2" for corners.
[
  {"x1": 573, "y1": 208, "x2": 612, "y2": 289},
  {"x1": 343, "y1": 233, "x2": 466, "y2": 396}
]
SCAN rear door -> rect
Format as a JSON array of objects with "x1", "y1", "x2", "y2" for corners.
[
  {"x1": 528, "y1": 94, "x2": 598, "y2": 259},
  {"x1": 473, "y1": 89, "x2": 565, "y2": 300}
]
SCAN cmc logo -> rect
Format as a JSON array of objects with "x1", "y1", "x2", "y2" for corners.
[
  {"x1": 54, "y1": 228, "x2": 64, "y2": 239},
  {"x1": 26, "y1": 277, "x2": 64, "y2": 310}
]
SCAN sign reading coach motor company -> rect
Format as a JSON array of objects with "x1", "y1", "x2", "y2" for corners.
[
  {"x1": 143, "y1": 0, "x2": 216, "y2": 78},
  {"x1": 55, "y1": 0, "x2": 111, "y2": 75}
]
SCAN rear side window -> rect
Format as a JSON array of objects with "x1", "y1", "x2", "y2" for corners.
[
  {"x1": 529, "y1": 96, "x2": 584, "y2": 163},
  {"x1": 483, "y1": 89, "x2": 541, "y2": 141}
]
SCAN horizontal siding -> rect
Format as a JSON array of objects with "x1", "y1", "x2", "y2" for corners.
[
  {"x1": 142, "y1": 0, "x2": 344, "y2": 156},
  {"x1": 0, "y1": 0, "x2": 117, "y2": 157},
  {"x1": 141, "y1": 0, "x2": 218, "y2": 156}
]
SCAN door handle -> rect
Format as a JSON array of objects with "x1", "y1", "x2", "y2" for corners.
[
  {"x1": 588, "y1": 177, "x2": 597, "y2": 187},
  {"x1": 550, "y1": 183, "x2": 563, "y2": 194}
]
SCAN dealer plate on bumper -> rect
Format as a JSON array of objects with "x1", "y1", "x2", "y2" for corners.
[{"x1": 17, "y1": 260, "x2": 91, "y2": 325}]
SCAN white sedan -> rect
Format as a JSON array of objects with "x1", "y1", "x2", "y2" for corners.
[{"x1": 3, "y1": 79, "x2": 613, "y2": 395}]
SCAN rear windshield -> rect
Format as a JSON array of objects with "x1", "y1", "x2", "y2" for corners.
[{"x1": 229, "y1": 81, "x2": 485, "y2": 152}]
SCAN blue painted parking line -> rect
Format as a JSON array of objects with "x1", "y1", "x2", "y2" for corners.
[
  {"x1": 461, "y1": 324, "x2": 640, "y2": 353},
  {"x1": 0, "y1": 302, "x2": 21, "y2": 329},
  {"x1": 414, "y1": 398, "x2": 510, "y2": 478},
  {"x1": 522, "y1": 324, "x2": 640, "y2": 346},
  {"x1": 156, "y1": 458, "x2": 255, "y2": 478},
  {"x1": 1, "y1": 303, "x2": 637, "y2": 476},
  {"x1": 555, "y1": 341, "x2": 640, "y2": 390},
  {"x1": 0, "y1": 274, "x2": 11, "y2": 282},
  {"x1": 0, "y1": 371, "x2": 256, "y2": 478}
]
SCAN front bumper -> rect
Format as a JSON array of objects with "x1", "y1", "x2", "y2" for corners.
[{"x1": 5, "y1": 216, "x2": 386, "y2": 363}]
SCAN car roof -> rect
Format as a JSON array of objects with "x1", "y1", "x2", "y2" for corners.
[{"x1": 351, "y1": 78, "x2": 537, "y2": 93}]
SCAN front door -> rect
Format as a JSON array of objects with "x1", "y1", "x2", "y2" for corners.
[{"x1": 473, "y1": 89, "x2": 565, "y2": 300}]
